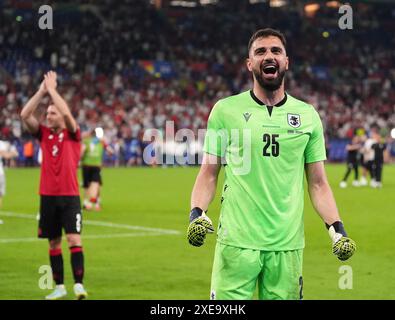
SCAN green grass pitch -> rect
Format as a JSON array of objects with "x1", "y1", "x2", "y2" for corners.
[{"x1": 0, "y1": 164, "x2": 394, "y2": 299}]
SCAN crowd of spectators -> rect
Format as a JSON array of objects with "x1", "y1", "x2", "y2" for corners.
[{"x1": 1, "y1": 0, "x2": 394, "y2": 165}]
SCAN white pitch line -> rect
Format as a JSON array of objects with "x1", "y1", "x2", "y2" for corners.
[
  {"x1": 0, "y1": 212, "x2": 35, "y2": 220},
  {"x1": 83, "y1": 220, "x2": 179, "y2": 235},
  {"x1": 0, "y1": 211, "x2": 181, "y2": 235},
  {"x1": 0, "y1": 232, "x2": 167, "y2": 244}
]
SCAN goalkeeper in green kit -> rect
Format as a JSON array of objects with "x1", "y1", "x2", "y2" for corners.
[
  {"x1": 187, "y1": 28, "x2": 356, "y2": 300},
  {"x1": 81, "y1": 128, "x2": 113, "y2": 211}
]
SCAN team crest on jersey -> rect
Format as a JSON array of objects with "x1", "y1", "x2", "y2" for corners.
[
  {"x1": 243, "y1": 112, "x2": 252, "y2": 123},
  {"x1": 287, "y1": 113, "x2": 301, "y2": 128}
]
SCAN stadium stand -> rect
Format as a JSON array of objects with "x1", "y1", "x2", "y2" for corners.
[{"x1": 1, "y1": 0, "x2": 394, "y2": 165}]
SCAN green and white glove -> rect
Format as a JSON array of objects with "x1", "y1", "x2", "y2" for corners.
[
  {"x1": 187, "y1": 207, "x2": 214, "y2": 247},
  {"x1": 326, "y1": 221, "x2": 356, "y2": 261}
]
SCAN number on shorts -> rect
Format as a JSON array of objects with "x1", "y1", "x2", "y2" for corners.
[{"x1": 76, "y1": 213, "x2": 81, "y2": 232}]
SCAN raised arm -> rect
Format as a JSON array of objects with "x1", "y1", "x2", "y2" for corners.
[
  {"x1": 20, "y1": 81, "x2": 46, "y2": 134},
  {"x1": 81, "y1": 143, "x2": 87, "y2": 157},
  {"x1": 44, "y1": 71, "x2": 78, "y2": 133}
]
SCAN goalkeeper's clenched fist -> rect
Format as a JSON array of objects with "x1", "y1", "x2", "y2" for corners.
[
  {"x1": 187, "y1": 207, "x2": 214, "y2": 247},
  {"x1": 326, "y1": 221, "x2": 356, "y2": 261}
]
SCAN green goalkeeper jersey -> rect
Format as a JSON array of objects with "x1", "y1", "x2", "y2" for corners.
[
  {"x1": 203, "y1": 90, "x2": 326, "y2": 251},
  {"x1": 82, "y1": 137, "x2": 105, "y2": 167}
]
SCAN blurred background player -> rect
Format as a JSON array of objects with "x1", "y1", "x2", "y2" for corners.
[
  {"x1": 0, "y1": 139, "x2": 18, "y2": 224},
  {"x1": 23, "y1": 138, "x2": 35, "y2": 167},
  {"x1": 20, "y1": 71, "x2": 88, "y2": 300},
  {"x1": 340, "y1": 135, "x2": 362, "y2": 188},
  {"x1": 126, "y1": 135, "x2": 142, "y2": 167},
  {"x1": 370, "y1": 130, "x2": 388, "y2": 188},
  {"x1": 360, "y1": 132, "x2": 376, "y2": 187},
  {"x1": 81, "y1": 127, "x2": 113, "y2": 211}
]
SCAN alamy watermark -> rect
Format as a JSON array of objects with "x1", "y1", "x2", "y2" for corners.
[
  {"x1": 38, "y1": 265, "x2": 53, "y2": 290},
  {"x1": 38, "y1": 5, "x2": 53, "y2": 30},
  {"x1": 37, "y1": 4, "x2": 353, "y2": 31},
  {"x1": 338, "y1": 4, "x2": 353, "y2": 30},
  {"x1": 141, "y1": 121, "x2": 252, "y2": 175},
  {"x1": 338, "y1": 265, "x2": 353, "y2": 290}
]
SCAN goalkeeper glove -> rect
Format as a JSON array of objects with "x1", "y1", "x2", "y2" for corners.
[
  {"x1": 326, "y1": 221, "x2": 356, "y2": 261},
  {"x1": 187, "y1": 207, "x2": 214, "y2": 247}
]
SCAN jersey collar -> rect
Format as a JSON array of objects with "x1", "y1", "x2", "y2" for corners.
[
  {"x1": 249, "y1": 90, "x2": 287, "y2": 107},
  {"x1": 249, "y1": 90, "x2": 287, "y2": 117},
  {"x1": 50, "y1": 127, "x2": 65, "y2": 135}
]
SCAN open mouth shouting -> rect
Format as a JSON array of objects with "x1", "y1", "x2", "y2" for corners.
[{"x1": 261, "y1": 62, "x2": 279, "y2": 80}]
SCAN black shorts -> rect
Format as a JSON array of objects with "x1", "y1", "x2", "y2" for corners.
[
  {"x1": 362, "y1": 160, "x2": 373, "y2": 170},
  {"x1": 82, "y1": 166, "x2": 102, "y2": 188},
  {"x1": 359, "y1": 155, "x2": 364, "y2": 166},
  {"x1": 38, "y1": 196, "x2": 82, "y2": 239}
]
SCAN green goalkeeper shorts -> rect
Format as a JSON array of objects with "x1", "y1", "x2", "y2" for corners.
[{"x1": 210, "y1": 242, "x2": 303, "y2": 300}]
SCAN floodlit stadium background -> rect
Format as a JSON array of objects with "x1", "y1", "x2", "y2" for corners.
[{"x1": 0, "y1": 0, "x2": 394, "y2": 299}]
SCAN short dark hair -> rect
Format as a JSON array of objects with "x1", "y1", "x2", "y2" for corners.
[{"x1": 247, "y1": 28, "x2": 287, "y2": 55}]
